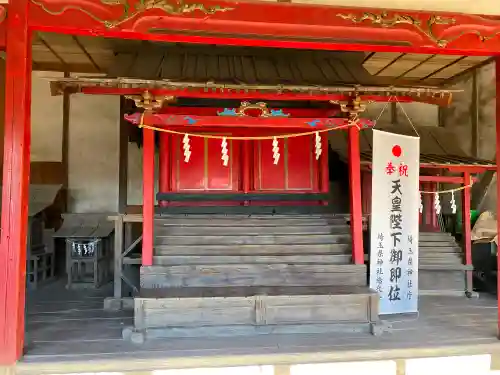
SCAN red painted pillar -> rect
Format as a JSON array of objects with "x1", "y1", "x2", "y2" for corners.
[
  {"x1": 320, "y1": 134, "x2": 329, "y2": 205},
  {"x1": 347, "y1": 126, "x2": 364, "y2": 264},
  {"x1": 142, "y1": 127, "x2": 155, "y2": 266},
  {"x1": 0, "y1": 0, "x2": 31, "y2": 364},
  {"x1": 462, "y1": 172, "x2": 472, "y2": 294},
  {"x1": 495, "y1": 57, "x2": 500, "y2": 338}
]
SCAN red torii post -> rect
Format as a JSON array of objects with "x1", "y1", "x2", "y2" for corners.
[{"x1": 0, "y1": 0, "x2": 31, "y2": 365}]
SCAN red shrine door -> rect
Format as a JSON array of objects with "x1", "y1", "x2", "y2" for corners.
[
  {"x1": 254, "y1": 136, "x2": 318, "y2": 192},
  {"x1": 160, "y1": 133, "x2": 322, "y2": 203},
  {"x1": 170, "y1": 134, "x2": 240, "y2": 192}
]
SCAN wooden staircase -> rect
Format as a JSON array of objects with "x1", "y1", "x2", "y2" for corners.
[
  {"x1": 125, "y1": 214, "x2": 379, "y2": 343},
  {"x1": 419, "y1": 231, "x2": 469, "y2": 296}
]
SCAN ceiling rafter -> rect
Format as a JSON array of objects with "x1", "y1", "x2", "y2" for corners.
[
  {"x1": 72, "y1": 36, "x2": 102, "y2": 73},
  {"x1": 36, "y1": 33, "x2": 69, "y2": 71},
  {"x1": 374, "y1": 53, "x2": 404, "y2": 76},
  {"x1": 418, "y1": 56, "x2": 467, "y2": 82},
  {"x1": 395, "y1": 54, "x2": 436, "y2": 81}
]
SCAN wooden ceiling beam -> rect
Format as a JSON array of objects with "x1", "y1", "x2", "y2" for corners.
[
  {"x1": 441, "y1": 57, "x2": 494, "y2": 87},
  {"x1": 396, "y1": 55, "x2": 436, "y2": 81},
  {"x1": 373, "y1": 53, "x2": 404, "y2": 76},
  {"x1": 31, "y1": 61, "x2": 100, "y2": 74},
  {"x1": 418, "y1": 56, "x2": 467, "y2": 82},
  {"x1": 35, "y1": 34, "x2": 69, "y2": 71},
  {"x1": 72, "y1": 36, "x2": 102, "y2": 73}
]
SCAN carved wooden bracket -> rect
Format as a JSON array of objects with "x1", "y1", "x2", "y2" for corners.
[
  {"x1": 331, "y1": 96, "x2": 369, "y2": 120},
  {"x1": 125, "y1": 91, "x2": 174, "y2": 111}
]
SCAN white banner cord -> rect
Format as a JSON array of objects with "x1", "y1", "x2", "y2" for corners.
[
  {"x1": 419, "y1": 176, "x2": 474, "y2": 194},
  {"x1": 395, "y1": 98, "x2": 420, "y2": 137}
]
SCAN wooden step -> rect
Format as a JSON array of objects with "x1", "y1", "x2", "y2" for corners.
[
  {"x1": 130, "y1": 286, "x2": 378, "y2": 340},
  {"x1": 154, "y1": 225, "x2": 350, "y2": 236},
  {"x1": 154, "y1": 218, "x2": 348, "y2": 227},
  {"x1": 419, "y1": 252, "x2": 462, "y2": 259},
  {"x1": 154, "y1": 243, "x2": 351, "y2": 256},
  {"x1": 419, "y1": 241, "x2": 460, "y2": 247},
  {"x1": 419, "y1": 232, "x2": 454, "y2": 237},
  {"x1": 140, "y1": 264, "x2": 367, "y2": 289},
  {"x1": 154, "y1": 234, "x2": 351, "y2": 246},
  {"x1": 419, "y1": 246, "x2": 461, "y2": 253},
  {"x1": 419, "y1": 269, "x2": 466, "y2": 293},
  {"x1": 152, "y1": 254, "x2": 352, "y2": 266},
  {"x1": 156, "y1": 214, "x2": 346, "y2": 219}
]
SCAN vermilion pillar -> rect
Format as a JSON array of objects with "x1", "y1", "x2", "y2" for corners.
[
  {"x1": 347, "y1": 126, "x2": 364, "y2": 264},
  {"x1": 142, "y1": 127, "x2": 155, "y2": 266},
  {"x1": 0, "y1": 0, "x2": 31, "y2": 364},
  {"x1": 495, "y1": 57, "x2": 500, "y2": 338},
  {"x1": 462, "y1": 172, "x2": 473, "y2": 295}
]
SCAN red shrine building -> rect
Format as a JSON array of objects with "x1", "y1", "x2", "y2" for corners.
[{"x1": 2, "y1": 0, "x2": 500, "y2": 374}]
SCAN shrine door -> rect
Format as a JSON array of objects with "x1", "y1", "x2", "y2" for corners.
[
  {"x1": 254, "y1": 135, "x2": 319, "y2": 192},
  {"x1": 171, "y1": 135, "x2": 240, "y2": 192}
]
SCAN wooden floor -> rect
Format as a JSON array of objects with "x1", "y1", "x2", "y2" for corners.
[{"x1": 20, "y1": 280, "x2": 500, "y2": 374}]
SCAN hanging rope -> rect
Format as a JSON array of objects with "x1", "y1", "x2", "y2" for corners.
[
  {"x1": 420, "y1": 176, "x2": 474, "y2": 194},
  {"x1": 395, "y1": 97, "x2": 420, "y2": 138},
  {"x1": 137, "y1": 111, "x2": 364, "y2": 140},
  {"x1": 138, "y1": 122, "x2": 356, "y2": 140}
]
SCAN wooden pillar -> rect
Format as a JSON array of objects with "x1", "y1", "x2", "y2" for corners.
[
  {"x1": 347, "y1": 126, "x2": 364, "y2": 264},
  {"x1": 118, "y1": 97, "x2": 129, "y2": 213},
  {"x1": 495, "y1": 57, "x2": 500, "y2": 338},
  {"x1": 320, "y1": 134, "x2": 329, "y2": 205},
  {"x1": 61, "y1": 72, "x2": 70, "y2": 211},
  {"x1": 0, "y1": 0, "x2": 31, "y2": 364},
  {"x1": 471, "y1": 71, "x2": 479, "y2": 158},
  {"x1": 142, "y1": 127, "x2": 155, "y2": 266},
  {"x1": 462, "y1": 171, "x2": 473, "y2": 294}
]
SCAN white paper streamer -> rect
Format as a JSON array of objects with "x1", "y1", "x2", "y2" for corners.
[
  {"x1": 315, "y1": 132, "x2": 322, "y2": 160},
  {"x1": 434, "y1": 191, "x2": 441, "y2": 215},
  {"x1": 450, "y1": 191, "x2": 457, "y2": 214},
  {"x1": 182, "y1": 134, "x2": 191, "y2": 163},
  {"x1": 272, "y1": 137, "x2": 280, "y2": 165},
  {"x1": 221, "y1": 137, "x2": 229, "y2": 166},
  {"x1": 419, "y1": 192, "x2": 423, "y2": 214}
]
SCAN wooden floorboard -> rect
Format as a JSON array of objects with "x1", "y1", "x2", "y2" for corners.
[{"x1": 19, "y1": 280, "x2": 500, "y2": 374}]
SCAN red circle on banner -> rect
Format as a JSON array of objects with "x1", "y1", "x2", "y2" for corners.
[{"x1": 392, "y1": 145, "x2": 402, "y2": 157}]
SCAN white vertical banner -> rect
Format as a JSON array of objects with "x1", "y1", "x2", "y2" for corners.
[{"x1": 369, "y1": 130, "x2": 420, "y2": 315}]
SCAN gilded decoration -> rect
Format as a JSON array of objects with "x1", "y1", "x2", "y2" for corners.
[
  {"x1": 31, "y1": 0, "x2": 234, "y2": 29},
  {"x1": 337, "y1": 11, "x2": 456, "y2": 47},
  {"x1": 337, "y1": 11, "x2": 500, "y2": 47},
  {"x1": 330, "y1": 96, "x2": 370, "y2": 125},
  {"x1": 217, "y1": 102, "x2": 290, "y2": 118},
  {"x1": 125, "y1": 91, "x2": 175, "y2": 111}
]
